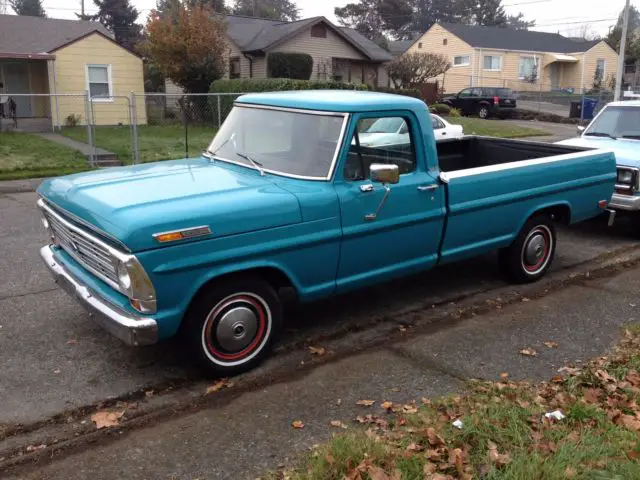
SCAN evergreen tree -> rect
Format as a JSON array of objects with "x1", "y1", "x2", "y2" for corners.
[{"x1": 9, "y1": 0, "x2": 46, "y2": 17}]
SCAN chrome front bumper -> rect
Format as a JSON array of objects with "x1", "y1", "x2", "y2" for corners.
[
  {"x1": 40, "y1": 245, "x2": 159, "y2": 346},
  {"x1": 610, "y1": 193, "x2": 640, "y2": 211}
]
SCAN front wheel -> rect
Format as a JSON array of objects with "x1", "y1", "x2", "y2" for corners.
[
  {"x1": 182, "y1": 276, "x2": 282, "y2": 377},
  {"x1": 499, "y1": 215, "x2": 556, "y2": 283}
]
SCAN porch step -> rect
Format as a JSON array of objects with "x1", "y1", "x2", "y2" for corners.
[{"x1": 0, "y1": 117, "x2": 51, "y2": 133}]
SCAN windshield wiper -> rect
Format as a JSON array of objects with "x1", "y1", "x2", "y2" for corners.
[
  {"x1": 236, "y1": 151, "x2": 265, "y2": 176},
  {"x1": 584, "y1": 131, "x2": 617, "y2": 139},
  {"x1": 620, "y1": 134, "x2": 640, "y2": 140},
  {"x1": 205, "y1": 135, "x2": 235, "y2": 161}
]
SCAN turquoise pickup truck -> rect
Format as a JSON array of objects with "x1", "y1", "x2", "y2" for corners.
[{"x1": 37, "y1": 91, "x2": 616, "y2": 376}]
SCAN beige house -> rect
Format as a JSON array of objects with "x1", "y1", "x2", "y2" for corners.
[
  {"x1": 166, "y1": 15, "x2": 393, "y2": 94},
  {"x1": 401, "y1": 22, "x2": 619, "y2": 94},
  {"x1": 0, "y1": 14, "x2": 146, "y2": 130}
]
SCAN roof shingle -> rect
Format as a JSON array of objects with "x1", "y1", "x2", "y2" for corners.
[
  {"x1": 438, "y1": 22, "x2": 602, "y2": 54},
  {"x1": 0, "y1": 14, "x2": 111, "y2": 55}
]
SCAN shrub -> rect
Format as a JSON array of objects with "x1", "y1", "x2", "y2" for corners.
[
  {"x1": 448, "y1": 107, "x2": 462, "y2": 118},
  {"x1": 375, "y1": 86, "x2": 422, "y2": 99},
  {"x1": 430, "y1": 103, "x2": 451, "y2": 115},
  {"x1": 267, "y1": 53, "x2": 314, "y2": 80},
  {"x1": 64, "y1": 114, "x2": 82, "y2": 127}
]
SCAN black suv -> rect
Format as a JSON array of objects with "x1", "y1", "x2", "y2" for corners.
[{"x1": 442, "y1": 87, "x2": 517, "y2": 119}]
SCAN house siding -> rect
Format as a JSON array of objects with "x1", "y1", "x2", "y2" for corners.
[
  {"x1": 269, "y1": 26, "x2": 368, "y2": 83},
  {"x1": 581, "y1": 41, "x2": 619, "y2": 91},
  {"x1": 407, "y1": 24, "x2": 474, "y2": 93},
  {"x1": 52, "y1": 32, "x2": 146, "y2": 126}
]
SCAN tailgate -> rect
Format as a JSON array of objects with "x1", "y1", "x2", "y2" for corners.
[{"x1": 439, "y1": 150, "x2": 616, "y2": 263}]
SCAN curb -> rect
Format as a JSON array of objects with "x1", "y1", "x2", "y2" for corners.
[{"x1": 0, "y1": 178, "x2": 46, "y2": 194}]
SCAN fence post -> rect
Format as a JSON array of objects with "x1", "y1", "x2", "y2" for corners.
[
  {"x1": 130, "y1": 92, "x2": 140, "y2": 164},
  {"x1": 217, "y1": 94, "x2": 221, "y2": 128},
  {"x1": 84, "y1": 91, "x2": 94, "y2": 166},
  {"x1": 183, "y1": 95, "x2": 189, "y2": 159}
]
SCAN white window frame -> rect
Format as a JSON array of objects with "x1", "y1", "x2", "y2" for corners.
[
  {"x1": 453, "y1": 55, "x2": 471, "y2": 67},
  {"x1": 518, "y1": 55, "x2": 538, "y2": 80},
  {"x1": 85, "y1": 64, "x2": 113, "y2": 102},
  {"x1": 483, "y1": 55, "x2": 502, "y2": 72}
]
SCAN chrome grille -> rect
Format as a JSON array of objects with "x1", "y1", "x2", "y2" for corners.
[{"x1": 43, "y1": 208, "x2": 119, "y2": 286}]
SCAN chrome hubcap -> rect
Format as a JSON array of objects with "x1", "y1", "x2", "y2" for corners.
[
  {"x1": 216, "y1": 306, "x2": 258, "y2": 352},
  {"x1": 524, "y1": 233, "x2": 546, "y2": 266}
]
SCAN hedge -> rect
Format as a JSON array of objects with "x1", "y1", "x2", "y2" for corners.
[
  {"x1": 267, "y1": 53, "x2": 313, "y2": 80},
  {"x1": 375, "y1": 86, "x2": 422, "y2": 99}
]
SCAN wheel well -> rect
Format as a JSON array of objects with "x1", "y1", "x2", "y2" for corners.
[
  {"x1": 535, "y1": 204, "x2": 571, "y2": 225},
  {"x1": 193, "y1": 267, "x2": 295, "y2": 302}
]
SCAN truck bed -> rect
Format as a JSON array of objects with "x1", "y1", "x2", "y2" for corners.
[{"x1": 436, "y1": 137, "x2": 589, "y2": 173}]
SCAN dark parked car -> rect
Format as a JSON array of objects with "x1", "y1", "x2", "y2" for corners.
[{"x1": 443, "y1": 87, "x2": 517, "y2": 119}]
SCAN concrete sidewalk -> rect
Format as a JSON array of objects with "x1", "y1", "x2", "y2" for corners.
[
  {"x1": 6, "y1": 262, "x2": 640, "y2": 480},
  {"x1": 37, "y1": 134, "x2": 120, "y2": 166}
]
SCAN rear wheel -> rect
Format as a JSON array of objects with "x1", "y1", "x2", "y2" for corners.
[
  {"x1": 478, "y1": 104, "x2": 491, "y2": 119},
  {"x1": 182, "y1": 275, "x2": 282, "y2": 377},
  {"x1": 499, "y1": 215, "x2": 556, "y2": 283}
]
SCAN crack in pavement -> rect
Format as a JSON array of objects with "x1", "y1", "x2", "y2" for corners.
[{"x1": 0, "y1": 287, "x2": 59, "y2": 303}]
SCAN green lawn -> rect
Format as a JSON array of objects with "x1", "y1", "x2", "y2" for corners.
[
  {"x1": 61, "y1": 125, "x2": 217, "y2": 164},
  {"x1": 0, "y1": 132, "x2": 90, "y2": 181},
  {"x1": 448, "y1": 117, "x2": 548, "y2": 138}
]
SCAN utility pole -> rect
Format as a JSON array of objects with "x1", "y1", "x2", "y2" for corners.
[
  {"x1": 81, "y1": 0, "x2": 85, "y2": 17},
  {"x1": 615, "y1": 0, "x2": 631, "y2": 101}
]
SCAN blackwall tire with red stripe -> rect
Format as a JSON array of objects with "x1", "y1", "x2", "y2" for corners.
[
  {"x1": 182, "y1": 276, "x2": 282, "y2": 377},
  {"x1": 499, "y1": 214, "x2": 556, "y2": 284}
]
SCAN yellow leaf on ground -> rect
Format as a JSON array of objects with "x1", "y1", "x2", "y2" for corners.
[
  {"x1": 619, "y1": 414, "x2": 640, "y2": 431},
  {"x1": 205, "y1": 379, "x2": 233, "y2": 394},
  {"x1": 291, "y1": 420, "x2": 305, "y2": 429},
  {"x1": 329, "y1": 420, "x2": 348, "y2": 429},
  {"x1": 520, "y1": 348, "x2": 537, "y2": 357},
  {"x1": 91, "y1": 410, "x2": 124, "y2": 429},
  {"x1": 402, "y1": 404, "x2": 418, "y2": 414},
  {"x1": 543, "y1": 341, "x2": 558, "y2": 349},
  {"x1": 381, "y1": 401, "x2": 394, "y2": 410},
  {"x1": 309, "y1": 346, "x2": 326, "y2": 356},
  {"x1": 356, "y1": 399, "x2": 375, "y2": 407}
]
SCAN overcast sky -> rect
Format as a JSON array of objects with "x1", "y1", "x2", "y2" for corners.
[{"x1": 40, "y1": 0, "x2": 636, "y2": 37}]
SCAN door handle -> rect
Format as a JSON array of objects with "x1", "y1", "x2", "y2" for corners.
[
  {"x1": 442, "y1": 132, "x2": 447, "y2": 135},
  {"x1": 418, "y1": 184, "x2": 439, "y2": 192}
]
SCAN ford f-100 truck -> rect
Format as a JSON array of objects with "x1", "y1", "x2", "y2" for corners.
[{"x1": 37, "y1": 91, "x2": 617, "y2": 376}]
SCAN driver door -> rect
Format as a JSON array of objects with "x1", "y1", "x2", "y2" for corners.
[{"x1": 334, "y1": 112, "x2": 446, "y2": 293}]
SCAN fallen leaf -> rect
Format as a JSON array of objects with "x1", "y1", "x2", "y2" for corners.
[
  {"x1": 366, "y1": 465, "x2": 389, "y2": 480},
  {"x1": 520, "y1": 348, "x2": 538, "y2": 357},
  {"x1": 406, "y1": 442, "x2": 424, "y2": 452},
  {"x1": 558, "y1": 366, "x2": 582, "y2": 376},
  {"x1": 91, "y1": 410, "x2": 124, "y2": 429},
  {"x1": 627, "y1": 450, "x2": 640, "y2": 460},
  {"x1": 500, "y1": 372, "x2": 509, "y2": 380},
  {"x1": 423, "y1": 462, "x2": 437, "y2": 475},
  {"x1": 381, "y1": 401, "x2": 394, "y2": 410},
  {"x1": 309, "y1": 346, "x2": 326, "y2": 356},
  {"x1": 336, "y1": 398, "x2": 342, "y2": 406},
  {"x1": 205, "y1": 379, "x2": 232, "y2": 395},
  {"x1": 421, "y1": 397, "x2": 431, "y2": 405},
  {"x1": 595, "y1": 369, "x2": 616, "y2": 383},
  {"x1": 356, "y1": 399, "x2": 375, "y2": 407},
  {"x1": 426, "y1": 427, "x2": 445, "y2": 447},
  {"x1": 291, "y1": 420, "x2": 305, "y2": 429},
  {"x1": 626, "y1": 370, "x2": 640, "y2": 387},
  {"x1": 448, "y1": 447, "x2": 465, "y2": 476},
  {"x1": 66, "y1": 339, "x2": 78, "y2": 345},
  {"x1": 619, "y1": 414, "x2": 640, "y2": 431},
  {"x1": 583, "y1": 388, "x2": 602, "y2": 404},
  {"x1": 551, "y1": 375, "x2": 564, "y2": 383},
  {"x1": 427, "y1": 449, "x2": 442, "y2": 461},
  {"x1": 25, "y1": 444, "x2": 46, "y2": 453},
  {"x1": 565, "y1": 467, "x2": 577, "y2": 478},
  {"x1": 329, "y1": 420, "x2": 348, "y2": 429},
  {"x1": 487, "y1": 441, "x2": 511, "y2": 467},
  {"x1": 144, "y1": 390, "x2": 154, "y2": 398},
  {"x1": 325, "y1": 454, "x2": 335, "y2": 465},
  {"x1": 522, "y1": 297, "x2": 530, "y2": 302},
  {"x1": 402, "y1": 404, "x2": 418, "y2": 414},
  {"x1": 543, "y1": 341, "x2": 558, "y2": 349}
]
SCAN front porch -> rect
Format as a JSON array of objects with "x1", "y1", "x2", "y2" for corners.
[
  {"x1": 331, "y1": 58, "x2": 381, "y2": 87},
  {"x1": 0, "y1": 57, "x2": 54, "y2": 132}
]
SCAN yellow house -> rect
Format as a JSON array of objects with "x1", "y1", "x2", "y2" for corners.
[
  {"x1": 402, "y1": 22, "x2": 620, "y2": 94},
  {"x1": 0, "y1": 14, "x2": 146, "y2": 130}
]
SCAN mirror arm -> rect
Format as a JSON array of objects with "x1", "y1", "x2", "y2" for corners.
[{"x1": 365, "y1": 184, "x2": 391, "y2": 222}]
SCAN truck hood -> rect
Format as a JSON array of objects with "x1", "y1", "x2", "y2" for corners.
[
  {"x1": 37, "y1": 158, "x2": 302, "y2": 252},
  {"x1": 556, "y1": 137, "x2": 640, "y2": 169}
]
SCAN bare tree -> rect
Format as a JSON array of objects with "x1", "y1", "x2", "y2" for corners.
[{"x1": 386, "y1": 52, "x2": 450, "y2": 88}]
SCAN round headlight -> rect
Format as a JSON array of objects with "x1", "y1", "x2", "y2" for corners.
[
  {"x1": 41, "y1": 217, "x2": 50, "y2": 230},
  {"x1": 117, "y1": 262, "x2": 132, "y2": 291}
]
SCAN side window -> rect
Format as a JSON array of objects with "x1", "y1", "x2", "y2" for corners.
[
  {"x1": 458, "y1": 88, "x2": 472, "y2": 97},
  {"x1": 343, "y1": 116, "x2": 416, "y2": 181},
  {"x1": 471, "y1": 88, "x2": 483, "y2": 97},
  {"x1": 431, "y1": 116, "x2": 445, "y2": 129}
]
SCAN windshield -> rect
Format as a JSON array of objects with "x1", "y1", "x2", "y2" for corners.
[
  {"x1": 207, "y1": 106, "x2": 347, "y2": 179},
  {"x1": 365, "y1": 117, "x2": 404, "y2": 134},
  {"x1": 584, "y1": 106, "x2": 640, "y2": 140}
]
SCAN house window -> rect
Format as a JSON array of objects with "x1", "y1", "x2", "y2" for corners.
[
  {"x1": 595, "y1": 59, "x2": 606, "y2": 81},
  {"x1": 229, "y1": 57, "x2": 241, "y2": 79},
  {"x1": 311, "y1": 24, "x2": 327, "y2": 38},
  {"x1": 443, "y1": 38, "x2": 448, "y2": 45},
  {"x1": 483, "y1": 55, "x2": 501, "y2": 71},
  {"x1": 453, "y1": 55, "x2": 470, "y2": 67},
  {"x1": 418, "y1": 42, "x2": 423, "y2": 49},
  {"x1": 519, "y1": 56, "x2": 538, "y2": 80},
  {"x1": 86, "y1": 65, "x2": 112, "y2": 100}
]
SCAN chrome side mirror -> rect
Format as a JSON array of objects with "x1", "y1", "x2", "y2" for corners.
[
  {"x1": 577, "y1": 125, "x2": 585, "y2": 136},
  {"x1": 370, "y1": 163, "x2": 399, "y2": 185}
]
